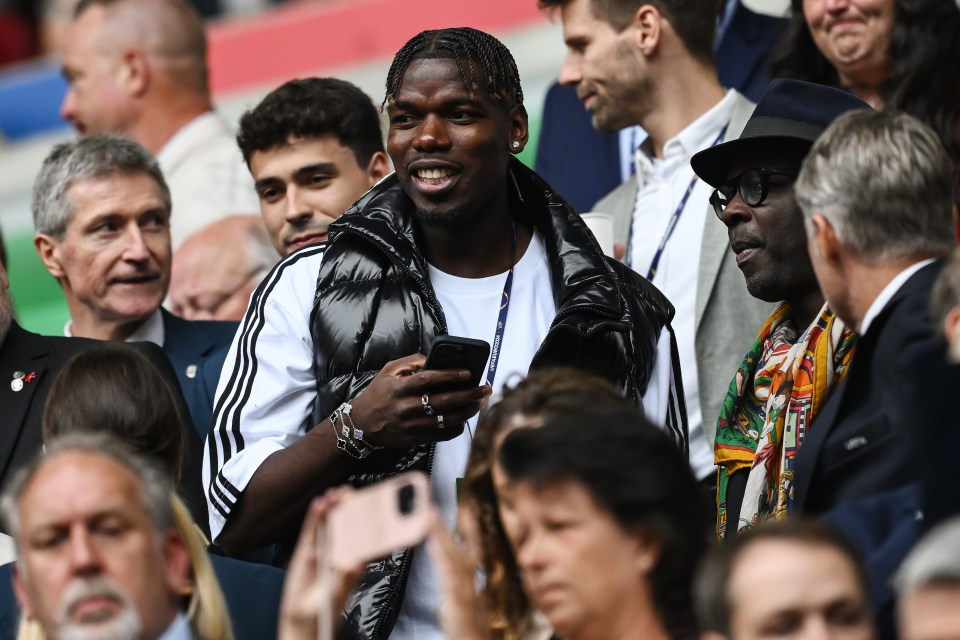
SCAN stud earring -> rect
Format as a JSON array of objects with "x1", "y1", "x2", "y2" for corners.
[{"x1": 512, "y1": 141, "x2": 520, "y2": 149}]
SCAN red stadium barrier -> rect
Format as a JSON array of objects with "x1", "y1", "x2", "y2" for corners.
[{"x1": 207, "y1": 0, "x2": 547, "y2": 95}]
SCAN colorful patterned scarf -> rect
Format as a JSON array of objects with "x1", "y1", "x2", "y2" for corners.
[{"x1": 715, "y1": 302, "x2": 856, "y2": 538}]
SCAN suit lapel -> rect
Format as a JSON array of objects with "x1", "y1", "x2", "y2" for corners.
[
  {"x1": 0, "y1": 325, "x2": 51, "y2": 481},
  {"x1": 791, "y1": 260, "x2": 941, "y2": 511},
  {"x1": 606, "y1": 176, "x2": 638, "y2": 248},
  {"x1": 160, "y1": 309, "x2": 217, "y2": 383},
  {"x1": 695, "y1": 94, "x2": 756, "y2": 330}
]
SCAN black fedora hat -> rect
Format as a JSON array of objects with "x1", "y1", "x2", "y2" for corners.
[{"x1": 691, "y1": 79, "x2": 872, "y2": 188}]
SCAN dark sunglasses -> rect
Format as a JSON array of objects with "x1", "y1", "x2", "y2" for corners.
[{"x1": 709, "y1": 168, "x2": 800, "y2": 220}]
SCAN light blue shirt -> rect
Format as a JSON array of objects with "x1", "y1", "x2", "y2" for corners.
[{"x1": 157, "y1": 613, "x2": 192, "y2": 640}]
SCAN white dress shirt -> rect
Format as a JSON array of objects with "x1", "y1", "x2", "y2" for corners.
[
  {"x1": 859, "y1": 259, "x2": 937, "y2": 334},
  {"x1": 629, "y1": 89, "x2": 738, "y2": 480},
  {"x1": 64, "y1": 308, "x2": 165, "y2": 346}
]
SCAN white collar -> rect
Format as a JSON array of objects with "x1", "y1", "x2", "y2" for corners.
[
  {"x1": 859, "y1": 258, "x2": 936, "y2": 334},
  {"x1": 635, "y1": 89, "x2": 738, "y2": 185},
  {"x1": 64, "y1": 309, "x2": 165, "y2": 347}
]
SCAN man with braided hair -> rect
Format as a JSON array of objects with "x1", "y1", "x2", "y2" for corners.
[{"x1": 205, "y1": 27, "x2": 684, "y2": 639}]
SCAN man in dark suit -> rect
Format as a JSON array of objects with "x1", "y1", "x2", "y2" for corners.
[
  {"x1": 0, "y1": 256, "x2": 207, "y2": 531},
  {"x1": 31, "y1": 135, "x2": 236, "y2": 437},
  {"x1": 792, "y1": 110, "x2": 958, "y2": 515}
]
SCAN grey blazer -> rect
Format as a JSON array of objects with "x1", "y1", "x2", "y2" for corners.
[{"x1": 594, "y1": 92, "x2": 773, "y2": 448}]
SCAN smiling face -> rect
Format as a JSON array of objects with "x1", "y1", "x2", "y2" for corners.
[
  {"x1": 802, "y1": 0, "x2": 895, "y2": 90},
  {"x1": 250, "y1": 135, "x2": 388, "y2": 255},
  {"x1": 497, "y1": 477, "x2": 657, "y2": 640},
  {"x1": 60, "y1": 6, "x2": 137, "y2": 137},
  {"x1": 728, "y1": 539, "x2": 872, "y2": 640},
  {"x1": 386, "y1": 57, "x2": 527, "y2": 229},
  {"x1": 557, "y1": 0, "x2": 648, "y2": 132},
  {"x1": 13, "y1": 452, "x2": 188, "y2": 640},
  {"x1": 34, "y1": 172, "x2": 171, "y2": 340},
  {"x1": 717, "y1": 151, "x2": 819, "y2": 304}
]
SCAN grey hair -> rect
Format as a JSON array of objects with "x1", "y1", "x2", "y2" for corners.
[
  {"x1": 894, "y1": 517, "x2": 960, "y2": 596},
  {"x1": 0, "y1": 432, "x2": 175, "y2": 547},
  {"x1": 795, "y1": 110, "x2": 956, "y2": 263},
  {"x1": 32, "y1": 135, "x2": 171, "y2": 240}
]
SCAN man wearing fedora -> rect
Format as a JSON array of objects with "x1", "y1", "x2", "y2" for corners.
[{"x1": 689, "y1": 79, "x2": 871, "y2": 538}]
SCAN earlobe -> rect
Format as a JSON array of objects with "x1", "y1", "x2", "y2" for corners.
[
  {"x1": 366, "y1": 151, "x2": 390, "y2": 183},
  {"x1": 635, "y1": 5, "x2": 661, "y2": 56},
  {"x1": 944, "y1": 306, "x2": 960, "y2": 346},
  {"x1": 34, "y1": 234, "x2": 65, "y2": 280},
  {"x1": 811, "y1": 213, "x2": 840, "y2": 264},
  {"x1": 163, "y1": 530, "x2": 193, "y2": 597},
  {"x1": 508, "y1": 104, "x2": 529, "y2": 154},
  {"x1": 12, "y1": 565, "x2": 36, "y2": 621},
  {"x1": 120, "y1": 49, "x2": 150, "y2": 97},
  {"x1": 633, "y1": 528, "x2": 664, "y2": 575}
]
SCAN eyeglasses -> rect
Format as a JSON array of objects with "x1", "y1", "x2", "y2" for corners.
[
  {"x1": 178, "y1": 269, "x2": 264, "y2": 320},
  {"x1": 709, "y1": 168, "x2": 800, "y2": 220}
]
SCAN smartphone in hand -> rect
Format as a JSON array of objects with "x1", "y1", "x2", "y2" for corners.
[
  {"x1": 327, "y1": 471, "x2": 433, "y2": 571},
  {"x1": 423, "y1": 335, "x2": 491, "y2": 392}
]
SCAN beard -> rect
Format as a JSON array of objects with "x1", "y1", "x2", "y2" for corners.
[
  {"x1": 56, "y1": 576, "x2": 144, "y2": 640},
  {"x1": 412, "y1": 202, "x2": 481, "y2": 230},
  {"x1": 587, "y1": 41, "x2": 652, "y2": 133}
]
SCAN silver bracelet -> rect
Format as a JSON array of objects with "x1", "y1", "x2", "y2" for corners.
[{"x1": 330, "y1": 402, "x2": 381, "y2": 459}]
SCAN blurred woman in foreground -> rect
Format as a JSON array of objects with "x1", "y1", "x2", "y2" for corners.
[{"x1": 435, "y1": 369, "x2": 709, "y2": 640}]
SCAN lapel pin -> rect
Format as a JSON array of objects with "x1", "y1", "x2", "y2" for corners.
[
  {"x1": 10, "y1": 371, "x2": 37, "y2": 393},
  {"x1": 185, "y1": 364, "x2": 198, "y2": 379}
]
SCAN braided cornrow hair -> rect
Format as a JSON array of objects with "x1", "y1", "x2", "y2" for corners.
[{"x1": 383, "y1": 27, "x2": 523, "y2": 112}]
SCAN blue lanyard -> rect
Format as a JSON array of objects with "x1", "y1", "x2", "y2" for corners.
[
  {"x1": 630, "y1": 125, "x2": 728, "y2": 280},
  {"x1": 485, "y1": 221, "x2": 518, "y2": 388}
]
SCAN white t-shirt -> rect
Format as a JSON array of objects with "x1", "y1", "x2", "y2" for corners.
[
  {"x1": 391, "y1": 232, "x2": 556, "y2": 640},
  {"x1": 204, "y1": 230, "x2": 678, "y2": 638}
]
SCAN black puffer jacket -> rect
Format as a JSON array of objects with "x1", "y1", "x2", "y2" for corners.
[{"x1": 311, "y1": 158, "x2": 678, "y2": 640}]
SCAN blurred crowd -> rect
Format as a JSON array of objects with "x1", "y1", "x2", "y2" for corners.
[{"x1": 0, "y1": 0, "x2": 960, "y2": 639}]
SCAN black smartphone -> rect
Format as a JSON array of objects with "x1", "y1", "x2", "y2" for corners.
[{"x1": 423, "y1": 335, "x2": 491, "y2": 391}]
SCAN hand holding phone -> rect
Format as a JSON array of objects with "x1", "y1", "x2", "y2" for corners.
[{"x1": 423, "y1": 336, "x2": 491, "y2": 392}]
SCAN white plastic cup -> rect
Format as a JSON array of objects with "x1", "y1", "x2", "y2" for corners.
[{"x1": 580, "y1": 212, "x2": 615, "y2": 257}]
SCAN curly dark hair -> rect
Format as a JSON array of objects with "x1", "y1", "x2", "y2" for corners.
[
  {"x1": 383, "y1": 27, "x2": 523, "y2": 112},
  {"x1": 462, "y1": 368, "x2": 647, "y2": 640},
  {"x1": 771, "y1": 0, "x2": 960, "y2": 172},
  {"x1": 237, "y1": 77, "x2": 385, "y2": 168}
]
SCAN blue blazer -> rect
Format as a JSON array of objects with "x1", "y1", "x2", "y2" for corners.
[
  {"x1": 715, "y1": 1, "x2": 788, "y2": 102},
  {"x1": 794, "y1": 261, "x2": 944, "y2": 514},
  {"x1": 161, "y1": 309, "x2": 236, "y2": 439}
]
